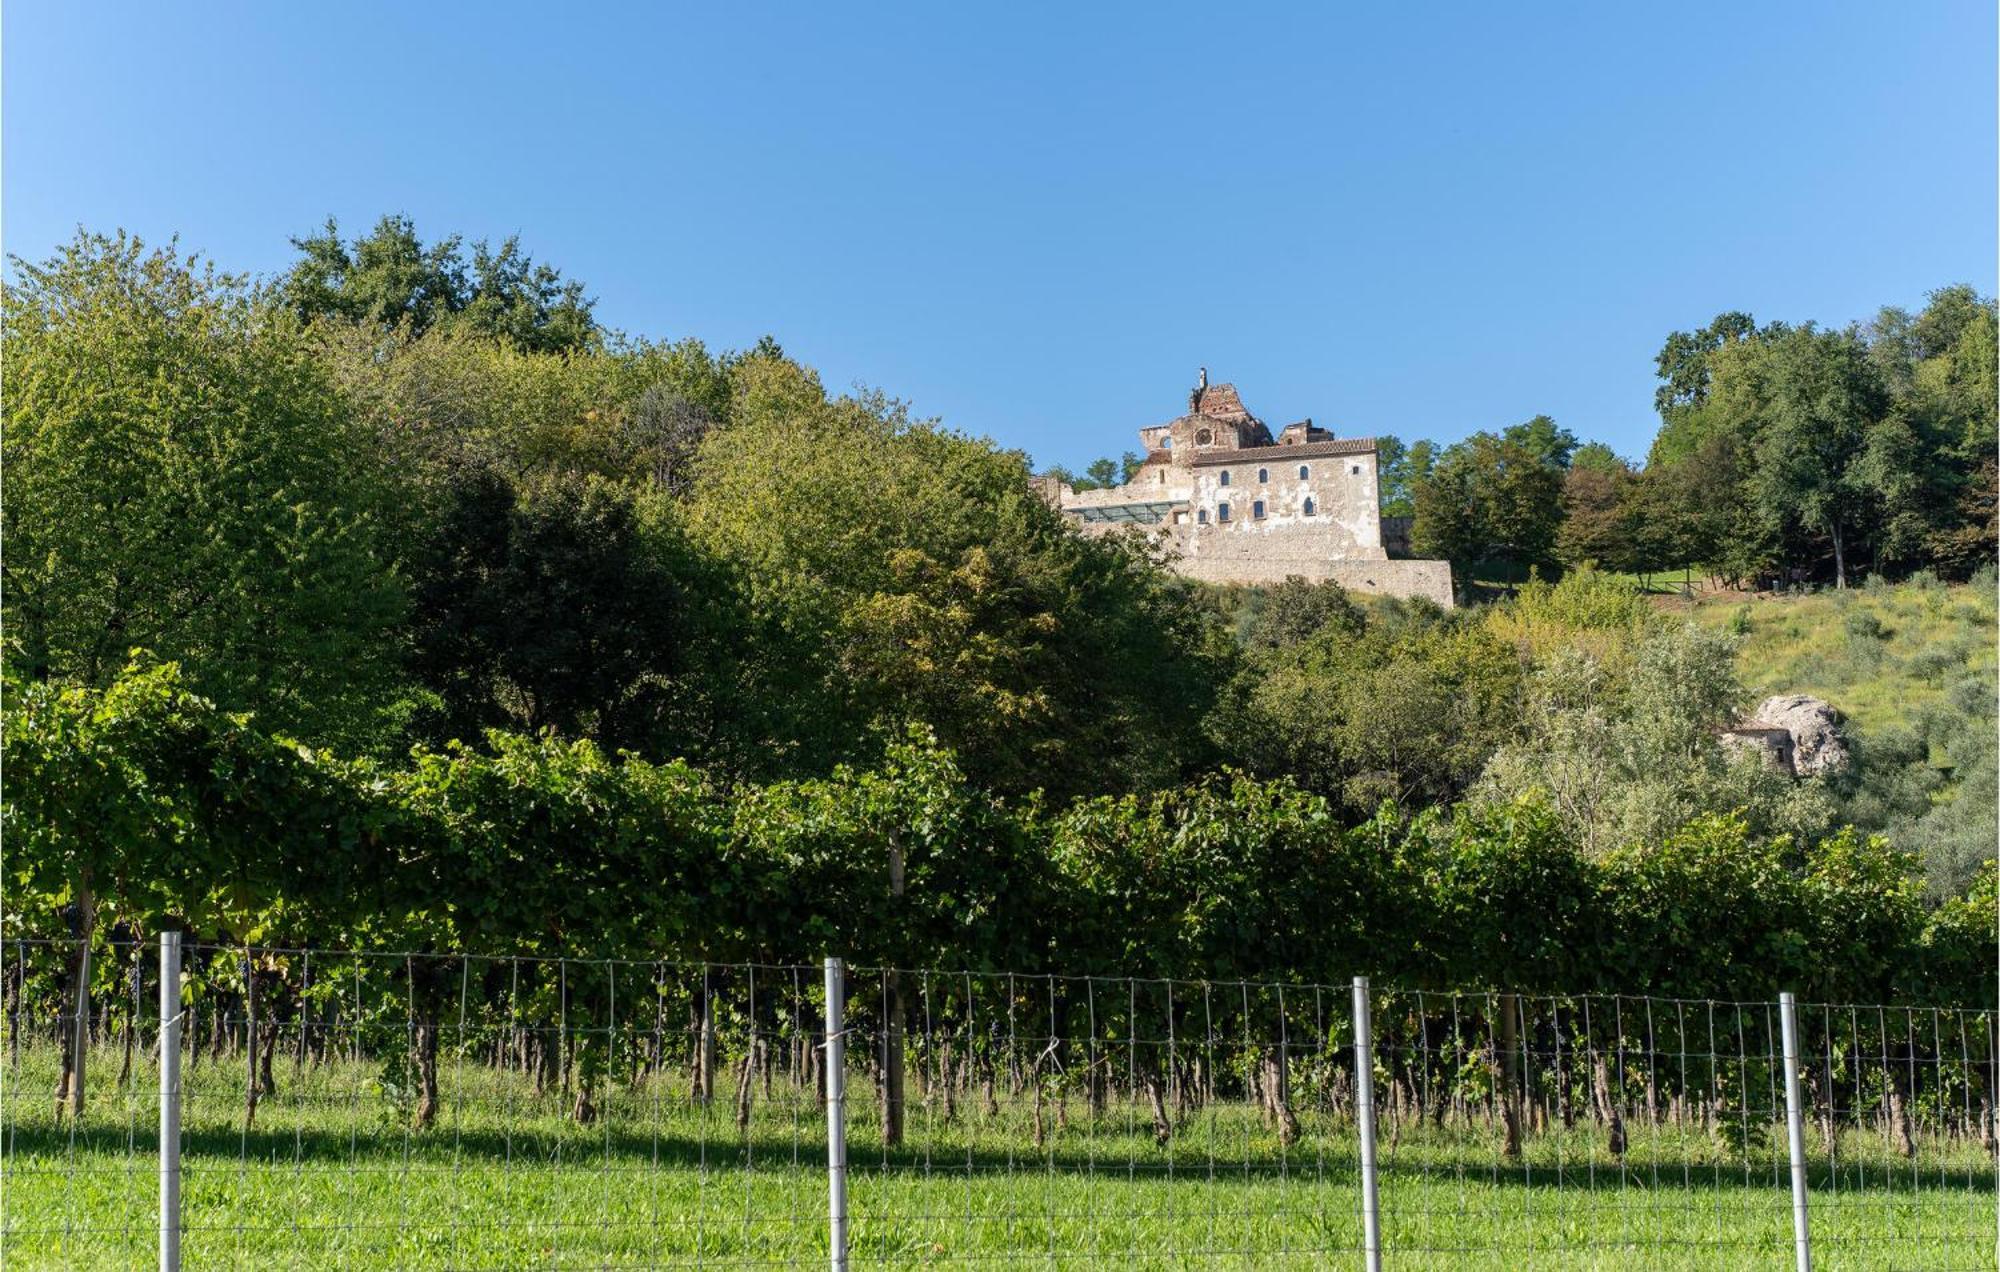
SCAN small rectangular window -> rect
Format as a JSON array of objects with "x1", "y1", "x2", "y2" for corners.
[
  {"x1": 1197, "y1": 508, "x2": 1208, "y2": 524},
  {"x1": 1351, "y1": 464, "x2": 1362, "y2": 475},
  {"x1": 1218, "y1": 502, "x2": 1231, "y2": 523},
  {"x1": 1219, "y1": 471, "x2": 1231, "y2": 487},
  {"x1": 1253, "y1": 500, "x2": 1266, "y2": 520}
]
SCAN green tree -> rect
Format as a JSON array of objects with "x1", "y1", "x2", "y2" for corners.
[
  {"x1": 3, "y1": 231, "x2": 407, "y2": 750},
  {"x1": 1568, "y1": 442, "x2": 1625, "y2": 474},
  {"x1": 1653, "y1": 311, "x2": 1759, "y2": 421},
  {"x1": 283, "y1": 214, "x2": 597, "y2": 353},
  {"x1": 1749, "y1": 326, "x2": 1887, "y2": 588},
  {"x1": 1554, "y1": 461, "x2": 1633, "y2": 572},
  {"x1": 1618, "y1": 464, "x2": 1698, "y2": 587},
  {"x1": 1375, "y1": 435, "x2": 1434, "y2": 518},
  {"x1": 1410, "y1": 446, "x2": 1476, "y2": 568},
  {"x1": 318, "y1": 321, "x2": 732, "y2": 491},
  {"x1": 1412, "y1": 420, "x2": 1572, "y2": 586},
  {"x1": 1865, "y1": 286, "x2": 1998, "y2": 576},
  {"x1": 1215, "y1": 600, "x2": 1520, "y2": 814},
  {"x1": 1476, "y1": 622, "x2": 1833, "y2": 854},
  {"x1": 407, "y1": 467, "x2": 710, "y2": 754},
  {"x1": 1503, "y1": 414, "x2": 1579, "y2": 471},
  {"x1": 687, "y1": 365, "x2": 1227, "y2": 796},
  {"x1": 625, "y1": 384, "x2": 717, "y2": 496},
  {"x1": 1239, "y1": 578, "x2": 1366, "y2": 650},
  {"x1": 1645, "y1": 290, "x2": 1994, "y2": 584}
]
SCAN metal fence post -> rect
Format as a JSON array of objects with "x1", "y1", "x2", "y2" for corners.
[
  {"x1": 1779, "y1": 991, "x2": 1811, "y2": 1272},
  {"x1": 823, "y1": 957, "x2": 849, "y2": 1272},
  {"x1": 1352, "y1": 976, "x2": 1382, "y2": 1272},
  {"x1": 159, "y1": 931, "x2": 182, "y2": 1272}
]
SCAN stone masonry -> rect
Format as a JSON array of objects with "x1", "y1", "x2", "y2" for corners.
[{"x1": 1036, "y1": 375, "x2": 1455, "y2": 606}]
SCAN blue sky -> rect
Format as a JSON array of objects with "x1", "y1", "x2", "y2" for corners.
[{"x1": 6, "y1": 3, "x2": 1993, "y2": 469}]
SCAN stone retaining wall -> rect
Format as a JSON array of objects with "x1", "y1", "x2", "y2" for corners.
[{"x1": 1176, "y1": 556, "x2": 1456, "y2": 607}]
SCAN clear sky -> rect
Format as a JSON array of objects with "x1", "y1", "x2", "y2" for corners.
[{"x1": 6, "y1": 3, "x2": 1994, "y2": 470}]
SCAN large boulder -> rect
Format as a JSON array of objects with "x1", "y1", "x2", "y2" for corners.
[{"x1": 1749, "y1": 695, "x2": 1849, "y2": 776}]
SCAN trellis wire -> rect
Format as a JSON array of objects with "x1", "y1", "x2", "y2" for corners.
[{"x1": 1, "y1": 936, "x2": 1994, "y2": 1268}]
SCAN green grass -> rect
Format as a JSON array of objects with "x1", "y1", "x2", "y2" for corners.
[
  {"x1": 1472, "y1": 568, "x2": 1694, "y2": 597},
  {"x1": 6, "y1": 1043, "x2": 1992, "y2": 1269},
  {"x1": 1673, "y1": 576, "x2": 1997, "y2": 740}
]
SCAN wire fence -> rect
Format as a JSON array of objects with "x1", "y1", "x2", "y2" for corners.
[{"x1": 3, "y1": 936, "x2": 1995, "y2": 1268}]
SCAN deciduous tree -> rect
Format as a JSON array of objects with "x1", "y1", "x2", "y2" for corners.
[{"x1": 3, "y1": 232, "x2": 407, "y2": 750}]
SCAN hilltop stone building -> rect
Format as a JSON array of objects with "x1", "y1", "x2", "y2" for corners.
[{"x1": 1037, "y1": 374, "x2": 1455, "y2": 605}]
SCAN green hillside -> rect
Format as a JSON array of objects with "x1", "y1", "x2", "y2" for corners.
[
  {"x1": 1676, "y1": 574, "x2": 1994, "y2": 738},
  {"x1": 1675, "y1": 572, "x2": 1996, "y2": 893}
]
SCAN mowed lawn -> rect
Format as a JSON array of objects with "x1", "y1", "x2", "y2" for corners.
[{"x1": 5, "y1": 1045, "x2": 1993, "y2": 1269}]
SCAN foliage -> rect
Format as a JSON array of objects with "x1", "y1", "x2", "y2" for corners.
[
  {"x1": 8, "y1": 663, "x2": 1989, "y2": 1008},
  {"x1": 405, "y1": 466, "x2": 712, "y2": 754},
  {"x1": 1374, "y1": 434, "x2": 1432, "y2": 519},
  {"x1": 283, "y1": 214, "x2": 598, "y2": 353},
  {"x1": 1411, "y1": 416, "x2": 1575, "y2": 585},
  {"x1": 2, "y1": 231, "x2": 409, "y2": 751},
  {"x1": 1644, "y1": 288, "x2": 1996, "y2": 585},
  {"x1": 1212, "y1": 578, "x2": 1352, "y2": 651},
  {"x1": 4, "y1": 224, "x2": 1991, "y2": 1021},
  {"x1": 1745, "y1": 326, "x2": 1886, "y2": 588},
  {"x1": 1554, "y1": 461, "x2": 1635, "y2": 572},
  {"x1": 686, "y1": 373, "x2": 1227, "y2": 797},
  {"x1": 1479, "y1": 565, "x2": 1653, "y2": 665},
  {"x1": 1475, "y1": 622, "x2": 1835, "y2": 856},
  {"x1": 316, "y1": 320, "x2": 733, "y2": 494},
  {"x1": 1212, "y1": 594, "x2": 1522, "y2": 816}
]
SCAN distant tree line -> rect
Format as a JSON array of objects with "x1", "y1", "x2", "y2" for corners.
[{"x1": 1395, "y1": 288, "x2": 1996, "y2": 593}]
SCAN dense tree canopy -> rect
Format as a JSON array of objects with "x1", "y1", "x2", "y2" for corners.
[
  {"x1": 1411, "y1": 415, "x2": 1576, "y2": 586},
  {"x1": 3, "y1": 232, "x2": 407, "y2": 750},
  {"x1": 284, "y1": 214, "x2": 599, "y2": 353},
  {"x1": 406, "y1": 466, "x2": 708, "y2": 753},
  {"x1": 1637, "y1": 288, "x2": 1997, "y2": 587},
  {"x1": 686, "y1": 363, "x2": 1228, "y2": 797},
  {"x1": 1213, "y1": 589, "x2": 1519, "y2": 816},
  {"x1": 1393, "y1": 288, "x2": 1994, "y2": 593}
]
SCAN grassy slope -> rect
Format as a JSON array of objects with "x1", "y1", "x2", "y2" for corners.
[{"x1": 1669, "y1": 579, "x2": 1996, "y2": 743}]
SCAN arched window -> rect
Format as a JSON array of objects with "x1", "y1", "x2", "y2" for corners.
[
  {"x1": 1219, "y1": 471, "x2": 1231, "y2": 487},
  {"x1": 1303, "y1": 497, "x2": 1316, "y2": 517},
  {"x1": 1252, "y1": 500, "x2": 1266, "y2": 520},
  {"x1": 1298, "y1": 465, "x2": 1310, "y2": 480},
  {"x1": 1197, "y1": 508, "x2": 1208, "y2": 525},
  {"x1": 1257, "y1": 468, "x2": 1269, "y2": 483},
  {"x1": 1217, "y1": 502, "x2": 1231, "y2": 523}
]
